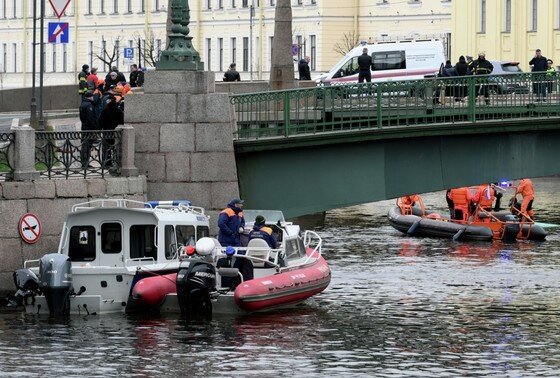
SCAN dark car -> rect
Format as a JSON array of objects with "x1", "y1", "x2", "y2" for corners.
[{"x1": 487, "y1": 61, "x2": 530, "y2": 94}]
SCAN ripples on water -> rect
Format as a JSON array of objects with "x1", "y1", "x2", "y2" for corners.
[{"x1": 1, "y1": 179, "x2": 560, "y2": 376}]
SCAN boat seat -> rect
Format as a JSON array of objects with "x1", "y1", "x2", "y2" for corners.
[
  {"x1": 245, "y1": 239, "x2": 272, "y2": 268},
  {"x1": 216, "y1": 256, "x2": 254, "y2": 289}
]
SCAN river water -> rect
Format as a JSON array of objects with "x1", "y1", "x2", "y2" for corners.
[{"x1": 1, "y1": 178, "x2": 560, "y2": 377}]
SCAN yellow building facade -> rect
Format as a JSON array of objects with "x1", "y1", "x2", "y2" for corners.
[
  {"x1": 0, "y1": 0, "x2": 451, "y2": 89},
  {"x1": 452, "y1": 0, "x2": 560, "y2": 71}
]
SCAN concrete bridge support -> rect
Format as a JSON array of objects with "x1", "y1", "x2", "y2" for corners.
[{"x1": 126, "y1": 71, "x2": 239, "y2": 232}]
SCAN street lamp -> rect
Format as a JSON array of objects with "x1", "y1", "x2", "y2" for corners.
[{"x1": 249, "y1": 3, "x2": 255, "y2": 81}]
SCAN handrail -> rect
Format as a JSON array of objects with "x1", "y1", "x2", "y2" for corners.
[
  {"x1": 302, "y1": 230, "x2": 322, "y2": 264},
  {"x1": 0, "y1": 132, "x2": 15, "y2": 181},
  {"x1": 125, "y1": 257, "x2": 156, "y2": 267},
  {"x1": 214, "y1": 248, "x2": 282, "y2": 269},
  {"x1": 231, "y1": 71, "x2": 560, "y2": 140},
  {"x1": 72, "y1": 198, "x2": 148, "y2": 212}
]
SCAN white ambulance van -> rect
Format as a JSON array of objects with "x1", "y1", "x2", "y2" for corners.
[{"x1": 315, "y1": 40, "x2": 445, "y2": 84}]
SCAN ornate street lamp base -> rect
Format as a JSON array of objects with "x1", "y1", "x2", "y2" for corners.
[{"x1": 156, "y1": 35, "x2": 204, "y2": 71}]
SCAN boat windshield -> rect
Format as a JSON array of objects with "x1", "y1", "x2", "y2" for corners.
[
  {"x1": 244, "y1": 210, "x2": 286, "y2": 224},
  {"x1": 284, "y1": 236, "x2": 307, "y2": 260}
]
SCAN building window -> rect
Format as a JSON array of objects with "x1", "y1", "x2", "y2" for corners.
[
  {"x1": 218, "y1": 0, "x2": 223, "y2": 9},
  {"x1": 99, "y1": 0, "x2": 105, "y2": 14},
  {"x1": 269, "y1": 36, "x2": 274, "y2": 63},
  {"x1": 296, "y1": 35, "x2": 303, "y2": 60},
  {"x1": 218, "y1": 37, "x2": 223, "y2": 71},
  {"x1": 113, "y1": 0, "x2": 118, "y2": 13},
  {"x1": 531, "y1": 0, "x2": 537, "y2": 31},
  {"x1": 311, "y1": 0, "x2": 316, "y2": 3},
  {"x1": 242, "y1": 0, "x2": 248, "y2": 7},
  {"x1": 504, "y1": 0, "x2": 511, "y2": 32},
  {"x1": 479, "y1": 0, "x2": 486, "y2": 33},
  {"x1": 206, "y1": 38, "x2": 212, "y2": 71},
  {"x1": 243, "y1": 37, "x2": 248, "y2": 71},
  {"x1": 52, "y1": 45, "x2": 57, "y2": 72},
  {"x1": 232, "y1": 0, "x2": 236, "y2": 8},
  {"x1": 139, "y1": 0, "x2": 144, "y2": 13},
  {"x1": 270, "y1": 0, "x2": 275, "y2": 5},
  {"x1": 310, "y1": 35, "x2": 316, "y2": 70},
  {"x1": 1, "y1": 44, "x2": 6, "y2": 72},
  {"x1": 297, "y1": 0, "x2": 302, "y2": 5},
  {"x1": 115, "y1": 39, "x2": 120, "y2": 69},
  {"x1": 154, "y1": 0, "x2": 160, "y2": 11},
  {"x1": 12, "y1": 43, "x2": 17, "y2": 72},
  {"x1": 11, "y1": 0, "x2": 16, "y2": 18},
  {"x1": 231, "y1": 37, "x2": 236, "y2": 64},
  {"x1": 207, "y1": 0, "x2": 211, "y2": 9},
  {"x1": 127, "y1": 0, "x2": 132, "y2": 13},
  {"x1": 156, "y1": 39, "x2": 162, "y2": 59},
  {"x1": 85, "y1": 0, "x2": 92, "y2": 14},
  {"x1": 62, "y1": 44, "x2": 67, "y2": 72},
  {"x1": 101, "y1": 39, "x2": 107, "y2": 71},
  {"x1": 1, "y1": 0, "x2": 6, "y2": 19},
  {"x1": 88, "y1": 41, "x2": 93, "y2": 68}
]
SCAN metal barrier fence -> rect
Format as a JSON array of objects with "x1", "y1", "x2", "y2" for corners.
[
  {"x1": 0, "y1": 133, "x2": 15, "y2": 180},
  {"x1": 231, "y1": 72, "x2": 560, "y2": 140},
  {"x1": 35, "y1": 130, "x2": 122, "y2": 179}
]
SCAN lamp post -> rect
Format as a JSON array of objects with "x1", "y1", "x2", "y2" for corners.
[
  {"x1": 38, "y1": 0, "x2": 45, "y2": 130},
  {"x1": 30, "y1": 0, "x2": 37, "y2": 129},
  {"x1": 156, "y1": 0, "x2": 203, "y2": 71}
]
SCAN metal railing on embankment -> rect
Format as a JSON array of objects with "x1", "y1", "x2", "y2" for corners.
[
  {"x1": 36, "y1": 130, "x2": 122, "y2": 179},
  {"x1": 0, "y1": 132, "x2": 15, "y2": 180},
  {"x1": 0, "y1": 128, "x2": 126, "y2": 181},
  {"x1": 231, "y1": 72, "x2": 560, "y2": 140}
]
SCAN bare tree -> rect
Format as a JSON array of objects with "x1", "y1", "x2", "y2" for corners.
[
  {"x1": 95, "y1": 36, "x2": 122, "y2": 71},
  {"x1": 132, "y1": 30, "x2": 164, "y2": 68},
  {"x1": 333, "y1": 31, "x2": 361, "y2": 56}
]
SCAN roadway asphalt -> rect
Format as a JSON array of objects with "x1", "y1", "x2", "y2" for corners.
[{"x1": 0, "y1": 111, "x2": 78, "y2": 132}]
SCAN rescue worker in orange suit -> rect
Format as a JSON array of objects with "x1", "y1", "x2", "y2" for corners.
[
  {"x1": 249, "y1": 215, "x2": 278, "y2": 248},
  {"x1": 218, "y1": 199, "x2": 246, "y2": 247},
  {"x1": 471, "y1": 184, "x2": 497, "y2": 221},
  {"x1": 449, "y1": 187, "x2": 472, "y2": 220},
  {"x1": 399, "y1": 194, "x2": 420, "y2": 215},
  {"x1": 513, "y1": 178, "x2": 535, "y2": 220}
]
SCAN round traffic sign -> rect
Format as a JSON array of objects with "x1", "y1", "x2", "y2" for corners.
[{"x1": 18, "y1": 213, "x2": 42, "y2": 244}]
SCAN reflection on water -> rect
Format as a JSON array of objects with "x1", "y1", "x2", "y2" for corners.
[{"x1": 1, "y1": 179, "x2": 560, "y2": 376}]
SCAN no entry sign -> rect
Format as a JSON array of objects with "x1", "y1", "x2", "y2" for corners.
[{"x1": 19, "y1": 213, "x2": 42, "y2": 244}]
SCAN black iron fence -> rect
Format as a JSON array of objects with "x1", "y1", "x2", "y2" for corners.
[
  {"x1": 0, "y1": 133, "x2": 15, "y2": 180},
  {"x1": 35, "y1": 130, "x2": 122, "y2": 179}
]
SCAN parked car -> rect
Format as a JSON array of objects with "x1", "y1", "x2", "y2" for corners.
[{"x1": 486, "y1": 61, "x2": 530, "y2": 95}]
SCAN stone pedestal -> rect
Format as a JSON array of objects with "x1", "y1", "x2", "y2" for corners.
[{"x1": 126, "y1": 70, "x2": 239, "y2": 232}]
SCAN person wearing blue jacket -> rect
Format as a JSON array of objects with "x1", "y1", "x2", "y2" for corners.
[
  {"x1": 218, "y1": 199, "x2": 245, "y2": 247},
  {"x1": 249, "y1": 215, "x2": 277, "y2": 248}
]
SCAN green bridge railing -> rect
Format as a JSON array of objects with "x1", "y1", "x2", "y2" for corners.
[{"x1": 231, "y1": 72, "x2": 560, "y2": 140}]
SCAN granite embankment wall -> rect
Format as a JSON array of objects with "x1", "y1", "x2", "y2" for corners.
[{"x1": 0, "y1": 177, "x2": 146, "y2": 296}]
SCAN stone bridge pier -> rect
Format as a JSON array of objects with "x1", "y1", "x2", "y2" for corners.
[{"x1": 126, "y1": 71, "x2": 239, "y2": 232}]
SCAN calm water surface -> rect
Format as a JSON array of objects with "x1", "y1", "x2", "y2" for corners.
[{"x1": 1, "y1": 178, "x2": 560, "y2": 377}]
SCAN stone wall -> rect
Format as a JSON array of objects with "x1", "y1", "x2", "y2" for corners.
[
  {"x1": 0, "y1": 85, "x2": 80, "y2": 112},
  {"x1": 126, "y1": 70, "x2": 239, "y2": 233},
  {"x1": 0, "y1": 177, "x2": 147, "y2": 296}
]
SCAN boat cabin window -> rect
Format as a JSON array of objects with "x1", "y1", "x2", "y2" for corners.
[
  {"x1": 129, "y1": 225, "x2": 157, "y2": 260},
  {"x1": 284, "y1": 237, "x2": 306, "y2": 260},
  {"x1": 101, "y1": 223, "x2": 122, "y2": 254},
  {"x1": 197, "y1": 226, "x2": 210, "y2": 240},
  {"x1": 176, "y1": 225, "x2": 196, "y2": 247},
  {"x1": 372, "y1": 50, "x2": 406, "y2": 71},
  {"x1": 69, "y1": 226, "x2": 96, "y2": 262},
  {"x1": 165, "y1": 225, "x2": 178, "y2": 259}
]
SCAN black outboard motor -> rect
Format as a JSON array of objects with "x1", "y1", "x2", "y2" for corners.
[
  {"x1": 39, "y1": 253, "x2": 73, "y2": 316},
  {"x1": 176, "y1": 258, "x2": 216, "y2": 317},
  {"x1": 6, "y1": 269, "x2": 40, "y2": 307},
  {"x1": 502, "y1": 215, "x2": 521, "y2": 243}
]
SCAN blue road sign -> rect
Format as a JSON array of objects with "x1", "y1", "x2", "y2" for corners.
[
  {"x1": 124, "y1": 47, "x2": 134, "y2": 60},
  {"x1": 291, "y1": 44, "x2": 299, "y2": 56},
  {"x1": 48, "y1": 22, "x2": 69, "y2": 44}
]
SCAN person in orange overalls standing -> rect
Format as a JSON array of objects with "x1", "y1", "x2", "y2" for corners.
[
  {"x1": 449, "y1": 187, "x2": 472, "y2": 221},
  {"x1": 514, "y1": 178, "x2": 535, "y2": 220}
]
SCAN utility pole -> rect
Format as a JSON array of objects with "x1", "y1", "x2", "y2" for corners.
[
  {"x1": 250, "y1": 3, "x2": 254, "y2": 81},
  {"x1": 30, "y1": 0, "x2": 37, "y2": 129},
  {"x1": 38, "y1": 0, "x2": 45, "y2": 131}
]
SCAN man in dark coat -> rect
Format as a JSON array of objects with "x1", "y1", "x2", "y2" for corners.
[
  {"x1": 79, "y1": 92, "x2": 97, "y2": 168},
  {"x1": 78, "y1": 64, "x2": 90, "y2": 98},
  {"x1": 129, "y1": 64, "x2": 144, "y2": 87},
  {"x1": 298, "y1": 56, "x2": 311, "y2": 80},
  {"x1": 357, "y1": 48, "x2": 374, "y2": 83},
  {"x1": 223, "y1": 63, "x2": 241, "y2": 82},
  {"x1": 98, "y1": 96, "x2": 124, "y2": 169},
  {"x1": 218, "y1": 199, "x2": 245, "y2": 247},
  {"x1": 105, "y1": 65, "x2": 126, "y2": 83},
  {"x1": 454, "y1": 55, "x2": 469, "y2": 101},
  {"x1": 529, "y1": 49, "x2": 548, "y2": 101}
]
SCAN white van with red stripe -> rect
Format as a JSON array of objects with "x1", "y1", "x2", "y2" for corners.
[{"x1": 316, "y1": 40, "x2": 445, "y2": 84}]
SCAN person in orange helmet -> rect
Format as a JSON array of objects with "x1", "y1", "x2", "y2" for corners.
[{"x1": 513, "y1": 178, "x2": 535, "y2": 220}]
